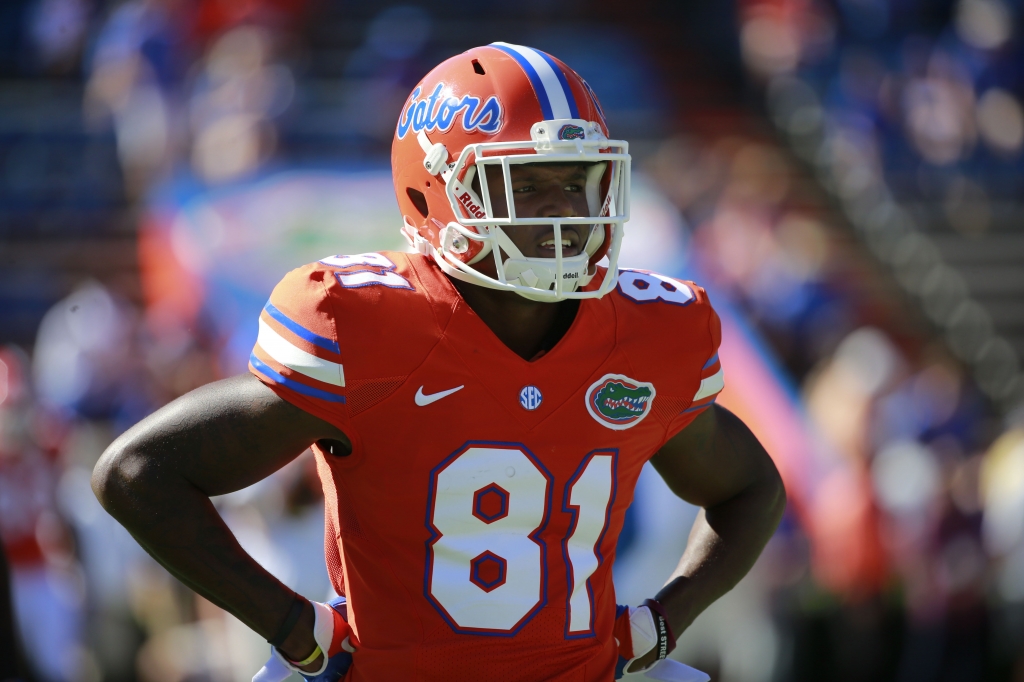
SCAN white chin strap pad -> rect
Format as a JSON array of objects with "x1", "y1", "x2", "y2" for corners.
[{"x1": 492, "y1": 226, "x2": 591, "y2": 292}]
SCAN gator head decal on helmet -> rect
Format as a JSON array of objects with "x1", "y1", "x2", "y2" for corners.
[
  {"x1": 585, "y1": 374, "x2": 656, "y2": 430},
  {"x1": 557, "y1": 123, "x2": 586, "y2": 140}
]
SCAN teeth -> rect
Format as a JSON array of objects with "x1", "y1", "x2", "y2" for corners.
[{"x1": 540, "y1": 239, "x2": 573, "y2": 247}]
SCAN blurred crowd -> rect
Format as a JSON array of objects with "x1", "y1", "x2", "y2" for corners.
[
  {"x1": 82, "y1": 0, "x2": 306, "y2": 194},
  {"x1": 740, "y1": 0, "x2": 1024, "y2": 178},
  {"x1": 640, "y1": 0, "x2": 1024, "y2": 678},
  {"x1": 645, "y1": 129, "x2": 1022, "y2": 681},
  {"x1": 738, "y1": 0, "x2": 1024, "y2": 409},
  {"x1": 1, "y1": 0, "x2": 1024, "y2": 681},
  {"x1": 1, "y1": 2, "x2": 346, "y2": 680},
  {"x1": 2, "y1": 282, "x2": 332, "y2": 682}
]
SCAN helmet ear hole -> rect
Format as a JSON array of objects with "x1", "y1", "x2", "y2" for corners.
[{"x1": 406, "y1": 188, "x2": 429, "y2": 218}]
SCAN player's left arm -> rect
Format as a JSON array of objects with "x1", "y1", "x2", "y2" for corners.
[{"x1": 632, "y1": 403, "x2": 785, "y2": 669}]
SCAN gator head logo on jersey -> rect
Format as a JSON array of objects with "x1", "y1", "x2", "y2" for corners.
[
  {"x1": 558, "y1": 124, "x2": 585, "y2": 140},
  {"x1": 585, "y1": 374, "x2": 656, "y2": 430}
]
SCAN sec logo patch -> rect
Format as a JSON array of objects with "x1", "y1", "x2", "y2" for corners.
[
  {"x1": 519, "y1": 386, "x2": 543, "y2": 411},
  {"x1": 585, "y1": 374, "x2": 655, "y2": 430}
]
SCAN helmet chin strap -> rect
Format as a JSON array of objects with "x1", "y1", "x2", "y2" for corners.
[{"x1": 489, "y1": 225, "x2": 601, "y2": 293}]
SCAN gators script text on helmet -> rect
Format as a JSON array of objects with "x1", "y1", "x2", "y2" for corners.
[{"x1": 391, "y1": 43, "x2": 630, "y2": 301}]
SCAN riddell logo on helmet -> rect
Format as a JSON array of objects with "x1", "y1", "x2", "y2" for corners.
[
  {"x1": 397, "y1": 83, "x2": 503, "y2": 139},
  {"x1": 458, "y1": 192, "x2": 486, "y2": 219},
  {"x1": 558, "y1": 124, "x2": 586, "y2": 140}
]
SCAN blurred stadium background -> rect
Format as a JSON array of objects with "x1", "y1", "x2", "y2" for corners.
[{"x1": 1, "y1": 0, "x2": 1024, "y2": 680}]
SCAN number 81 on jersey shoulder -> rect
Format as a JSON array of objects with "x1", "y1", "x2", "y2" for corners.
[{"x1": 425, "y1": 442, "x2": 616, "y2": 637}]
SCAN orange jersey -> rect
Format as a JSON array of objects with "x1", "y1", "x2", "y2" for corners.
[{"x1": 249, "y1": 252, "x2": 723, "y2": 681}]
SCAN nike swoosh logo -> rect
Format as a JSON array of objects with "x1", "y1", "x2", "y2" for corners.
[{"x1": 415, "y1": 385, "x2": 465, "y2": 406}]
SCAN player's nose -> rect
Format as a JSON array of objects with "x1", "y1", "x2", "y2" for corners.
[{"x1": 538, "y1": 186, "x2": 579, "y2": 218}]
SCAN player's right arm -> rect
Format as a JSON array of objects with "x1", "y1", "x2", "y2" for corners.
[{"x1": 91, "y1": 372, "x2": 347, "y2": 669}]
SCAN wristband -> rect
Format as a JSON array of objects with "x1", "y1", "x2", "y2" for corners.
[
  {"x1": 269, "y1": 593, "x2": 307, "y2": 648},
  {"x1": 288, "y1": 644, "x2": 323, "y2": 667},
  {"x1": 642, "y1": 598, "x2": 677, "y2": 661}
]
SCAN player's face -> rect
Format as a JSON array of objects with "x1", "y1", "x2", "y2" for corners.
[{"x1": 481, "y1": 163, "x2": 593, "y2": 259}]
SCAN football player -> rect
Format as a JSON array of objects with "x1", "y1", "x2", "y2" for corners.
[{"x1": 93, "y1": 43, "x2": 785, "y2": 681}]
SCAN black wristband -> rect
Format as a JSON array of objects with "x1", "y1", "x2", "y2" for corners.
[
  {"x1": 269, "y1": 592, "x2": 307, "y2": 648},
  {"x1": 643, "y1": 598, "x2": 677, "y2": 660}
]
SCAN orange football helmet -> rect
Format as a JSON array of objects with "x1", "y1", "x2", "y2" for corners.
[{"x1": 391, "y1": 43, "x2": 630, "y2": 300}]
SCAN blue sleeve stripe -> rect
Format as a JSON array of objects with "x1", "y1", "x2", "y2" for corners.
[
  {"x1": 262, "y1": 302, "x2": 340, "y2": 354},
  {"x1": 702, "y1": 353, "x2": 720, "y2": 370},
  {"x1": 535, "y1": 50, "x2": 580, "y2": 119},
  {"x1": 250, "y1": 353, "x2": 346, "y2": 403},
  {"x1": 683, "y1": 395, "x2": 718, "y2": 413}
]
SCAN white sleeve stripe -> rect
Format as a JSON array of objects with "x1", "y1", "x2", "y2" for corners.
[
  {"x1": 693, "y1": 367, "x2": 724, "y2": 402},
  {"x1": 257, "y1": 319, "x2": 345, "y2": 387}
]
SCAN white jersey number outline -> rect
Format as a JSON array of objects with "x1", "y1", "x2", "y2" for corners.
[
  {"x1": 426, "y1": 442, "x2": 616, "y2": 636},
  {"x1": 320, "y1": 252, "x2": 413, "y2": 290},
  {"x1": 562, "y1": 450, "x2": 617, "y2": 636},
  {"x1": 617, "y1": 269, "x2": 694, "y2": 306}
]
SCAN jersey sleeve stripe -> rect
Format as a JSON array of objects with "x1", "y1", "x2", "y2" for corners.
[
  {"x1": 263, "y1": 302, "x2": 340, "y2": 354},
  {"x1": 683, "y1": 395, "x2": 718, "y2": 414},
  {"x1": 251, "y1": 345, "x2": 345, "y2": 395},
  {"x1": 700, "y1": 358, "x2": 721, "y2": 378},
  {"x1": 257, "y1": 319, "x2": 345, "y2": 387},
  {"x1": 692, "y1": 367, "x2": 724, "y2": 402},
  {"x1": 702, "y1": 353, "x2": 719, "y2": 371},
  {"x1": 249, "y1": 353, "x2": 347, "y2": 403}
]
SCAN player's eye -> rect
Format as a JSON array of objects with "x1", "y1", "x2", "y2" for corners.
[
  {"x1": 564, "y1": 183, "x2": 584, "y2": 192},
  {"x1": 512, "y1": 185, "x2": 535, "y2": 194}
]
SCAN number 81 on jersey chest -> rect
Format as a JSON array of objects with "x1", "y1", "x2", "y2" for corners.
[{"x1": 425, "y1": 442, "x2": 616, "y2": 637}]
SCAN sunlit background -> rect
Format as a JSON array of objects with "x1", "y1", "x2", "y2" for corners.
[{"x1": 1, "y1": 0, "x2": 1023, "y2": 680}]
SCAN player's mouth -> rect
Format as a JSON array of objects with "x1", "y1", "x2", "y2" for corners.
[{"x1": 535, "y1": 229, "x2": 582, "y2": 258}]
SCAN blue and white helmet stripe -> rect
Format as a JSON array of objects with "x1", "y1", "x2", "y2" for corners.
[{"x1": 489, "y1": 42, "x2": 580, "y2": 121}]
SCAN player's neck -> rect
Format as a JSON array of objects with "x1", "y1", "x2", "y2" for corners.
[{"x1": 451, "y1": 278, "x2": 580, "y2": 361}]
